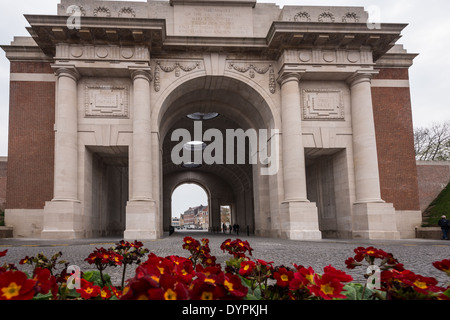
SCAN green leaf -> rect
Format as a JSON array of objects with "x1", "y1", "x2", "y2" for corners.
[
  {"x1": 33, "y1": 292, "x2": 54, "y2": 300},
  {"x1": 83, "y1": 270, "x2": 112, "y2": 287},
  {"x1": 343, "y1": 283, "x2": 378, "y2": 300},
  {"x1": 444, "y1": 288, "x2": 450, "y2": 299}
]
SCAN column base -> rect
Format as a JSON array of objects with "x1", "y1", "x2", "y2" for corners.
[
  {"x1": 280, "y1": 201, "x2": 322, "y2": 240},
  {"x1": 352, "y1": 202, "x2": 400, "y2": 240},
  {"x1": 41, "y1": 201, "x2": 83, "y2": 240},
  {"x1": 124, "y1": 200, "x2": 160, "y2": 240}
]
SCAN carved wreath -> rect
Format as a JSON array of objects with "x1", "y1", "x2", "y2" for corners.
[
  {"x1": 153, "y1": 61, "x2": 201, "y2": 92},
  {"x1": 318, "y1": 12, "x2": 335, "y2": 23},
  {"x1": 118, "y1": 7, "x2": 136, "y2": 18},
  {"x1": 294, "y1": 12, "x2": 311, "y2": 22},
  {"x1": 93, "y1": 6, "x2": 111, "y2": 17},
  {"x1": 342, "y1": 12, "x2": 359, "y2": 23},
  {"x1": 228, "y1": 63, "x2": 276, "y2": 94}
]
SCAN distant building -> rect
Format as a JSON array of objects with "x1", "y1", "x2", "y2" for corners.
[
  {"x1": 179, "y1": 205, "x2": 208, "y2": 229},
  {"x1": 171, "y1": 217, "x2": 180, "y2": 228}
]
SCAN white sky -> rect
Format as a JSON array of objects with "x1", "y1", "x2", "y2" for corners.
[{"x1": 0, "y1": 0, "x2": 449, "y2": 215}]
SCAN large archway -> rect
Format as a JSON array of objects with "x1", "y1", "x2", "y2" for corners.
[{"x1": 158, "y1": 75, "x2": 278, "y2": 235}]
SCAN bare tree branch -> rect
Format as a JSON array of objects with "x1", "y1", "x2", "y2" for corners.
[{"x1": 414, "y1": 121, "x2": 450, "y2": 161}]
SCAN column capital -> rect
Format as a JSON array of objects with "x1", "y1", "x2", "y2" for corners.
[
  {"x1": 130, "y1": 67, "x2": 152, "y2": 83},
  {"x1": 52, "y1": 65, "x2": 80, "y2": 82},
  {"x1": 347, "y1": 70, "x2": 379, "y2": 88},
  {"x1": 277, "y1": 65, "x2": 306, "y2": 86}
]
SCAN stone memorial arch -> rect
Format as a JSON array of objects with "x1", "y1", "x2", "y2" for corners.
[{"x1": 2, "y1": 0, "x2": 422, "y2": 240}]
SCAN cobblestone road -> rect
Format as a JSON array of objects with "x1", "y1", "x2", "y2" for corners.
[{"x1": 1, "y1": 231, "x2": 449, "y2": 287}]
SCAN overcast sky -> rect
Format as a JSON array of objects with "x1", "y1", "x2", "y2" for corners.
[{"x1": 0, "y1": 0, "x2": 449, "y2": 216}]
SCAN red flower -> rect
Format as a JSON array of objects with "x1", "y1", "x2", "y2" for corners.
[
  {"x1": 196, "y1": 264, "x2": 222, "y2": 276},
  {"x1": 386, "y1": 269, "x2": 442, "y2": 295},
  {"x1": 111, "y1": 286, "x2": 122, "y2": 299},
  {"x1": 0, "y1": 250, "x2": 7, "y2": 258},
  {"x1": 160, "y1": 276, "x2": 189, "y2": 300},
  {"x1": 309, "y1": 273, "x2": 347, "y2": 300},
  {"x1": 220, "y1": 239, "x2": 253, "y2": 259},
  {"x1": 352, "y1": 246, "x2": 396, "y2": 265},
  {"x1": 183, "y1": 237, "x2": 200, "y2": 252},
  {"x1": 100, "y1": 286, "x2": 112, "y2": 300},
  {"x1": 222, "y1": 273, "x2": 248, "y2": 298},
  {"x1": 345, "y1": 257, "x2": 360, "y2": 269},
  {"x1": 85, "y1": 247, "x2": 123, "y2": 267},
  {"x1": 190, "y1": 280, "x2": 225, "y2": 300},
  {"x1": 0, "y1": 270, "x2": 36, "y2": 300},
  {"x1": 273, "y1": 267, "x2": 294, "y2": 288},
  {"x1": 239, "y1": 261, "x2": 256, "y2": 277},
  {"x1": 323, "y1": 265, "x2": 353, "y2": 283},
  {"x1": 19, "y1": 256, "x2": 31, "y2": 265},
  {"x1": 433, "y1": 259, "x2": 450, "y2": 276},
  {"x1": 256, "y1": 259, "x2": 274, "y2": 272},
  {"x1": 33, "y1": 268, "x2": 57, "y2": 298},
  {"x1": 76, "y1": 278, "x2": 101, "y2": 299}
]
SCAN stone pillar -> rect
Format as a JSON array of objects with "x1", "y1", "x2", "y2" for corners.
[
  {"x1": 53, "y1": 67, "x2": 80, "y2": 201},
  {"x1": 125, "y1": 68, "x2": 159, "y2": 240},
  {"x1": 130, "y1": 69, "x2": 154, "y2": 202},
  {"x1": 42, "y1": 66, "x2": 82, "y2": 239},
  {"x1": 349, "y1": 72, "x2": 383, "y2": 203},
  {"x1": 348, "y1": 72, "x2": 399, "y2": 240},
  {"x1": 279, "y1": 73, "x2": 308, "y2": 202},
  {"x1": 277, "y1": 69, "x2": 321, "y2": 240}
]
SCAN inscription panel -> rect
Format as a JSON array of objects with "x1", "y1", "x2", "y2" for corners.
[
  {"x1": 302, "y1": 89, "x2": 344, "y2": 121},
  {"x1": 85, "y1": 85, "x2": 129, "y2": 118},
  {"x1": 173, "y1": 5, "x2": 253, "y2": 37}
]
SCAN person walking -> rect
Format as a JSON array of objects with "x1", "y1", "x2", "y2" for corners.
[{"x1": 438, "y1": 215, "x2": 450, "y2": 240}]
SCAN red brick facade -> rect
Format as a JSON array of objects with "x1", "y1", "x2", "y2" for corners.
[
  {"x1": 0, "y1": 159, "x2": 6, "y2": 210},
  {"x1": 6, "y1": 61, "x2": 55, "y2": 210},
  {"x1": 372, "y1": 68, "x2": 421, "y2": 211}
]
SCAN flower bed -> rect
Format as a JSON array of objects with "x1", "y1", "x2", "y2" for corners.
[{"x1": 0, "y1": 237, "x2": 449, "y2": 300}]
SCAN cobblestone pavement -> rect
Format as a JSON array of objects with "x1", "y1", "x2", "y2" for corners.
[{"x1": 1, "y1": 231, "x2": 449, "y2": 287}]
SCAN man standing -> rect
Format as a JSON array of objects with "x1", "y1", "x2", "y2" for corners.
[{"x1": 438, "y1": 215, "x2": 450, "y2": 240}]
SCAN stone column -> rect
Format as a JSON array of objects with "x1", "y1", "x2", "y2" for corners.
[
  {"x1": 277, "y1": 69, "x2": 321, "y2": 240},
  {"x1": 279, "y1": 73, "x2": 308, "y2": 202},
  {"x1": 348, "y1": 72, "x2": 399, "y2": 240},
  {"x1": 53, "y1": 67, "x2": 80, "y2": 201},
  {"x1": 130, "y1": 69, "x2": 153, "y2": 202},
  {"x1": 348, "y1": 72, "x2": 383, "y2": 203},
  {"x1": 125, "y1": 68, "x2": 158, "y2": 240},
  {"x1": 41, "y1": 66, "x2": 82, "y2": 239}
]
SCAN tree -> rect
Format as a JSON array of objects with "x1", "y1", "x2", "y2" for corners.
[{"x1": 414, "y1": 121, "x2": 450, "y2": 161}]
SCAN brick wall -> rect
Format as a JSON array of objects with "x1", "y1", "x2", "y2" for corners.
[
  {"x1": 371, "y1": 68, "x2": 420, "y2": 211},
  {"x1": 416, "y1": 162, "x2": 450, "y2": 211},
  {"x1": 6, "y1": 61, "x2": 55, "y2": 209},
  {"x1": 0, "y1": 158, "x2": 6, "y2": 210}
]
